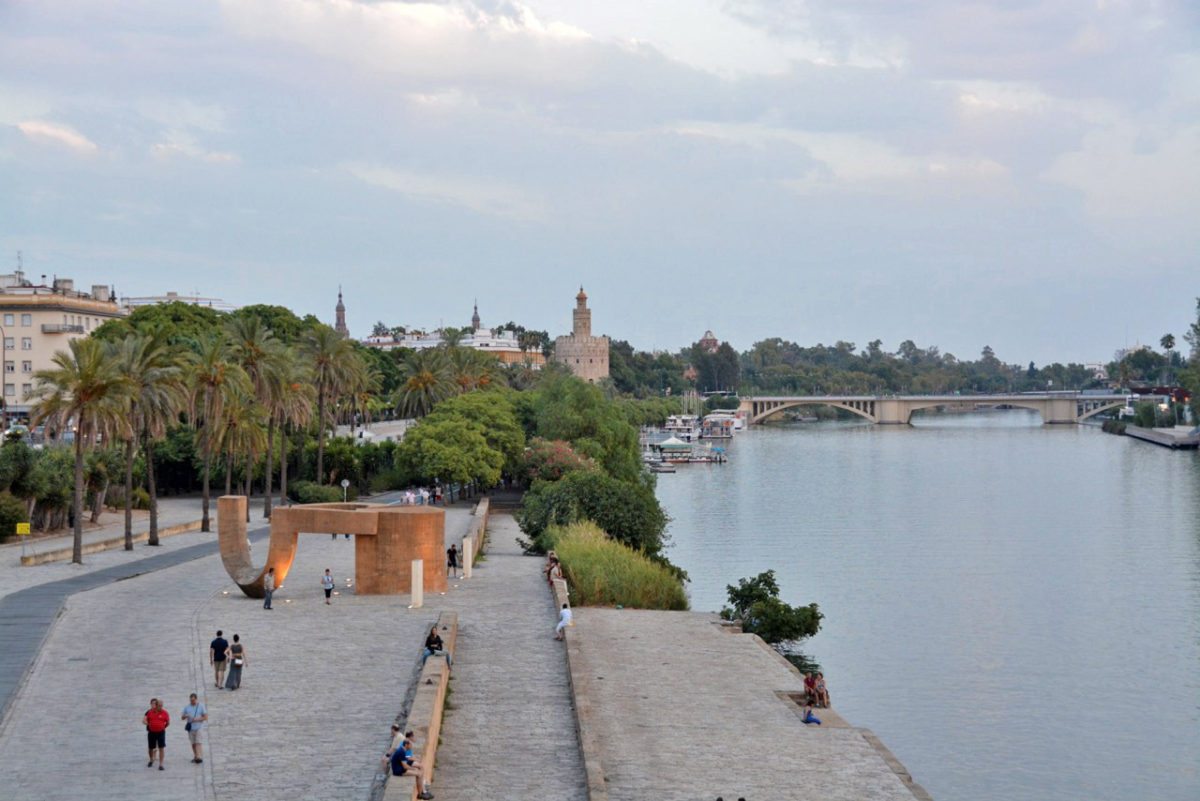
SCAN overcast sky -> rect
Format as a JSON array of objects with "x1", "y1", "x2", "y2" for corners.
[{"x1": 1, "y1": 1, "x2": 1197, "y2": 365}]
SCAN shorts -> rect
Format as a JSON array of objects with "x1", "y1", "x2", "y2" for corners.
[
  {"x1": 147, "y1": 730, "x2": 166, "y2": 750},
  {"x1": 214, "y1": 660, "x2": 227, "y2": 672},
  {"x1": 324, "y1": 588, "x2": 332, "y2": 598},
  {"x1": 187, "y1": 727, "x2": 203, "y2": 745}
]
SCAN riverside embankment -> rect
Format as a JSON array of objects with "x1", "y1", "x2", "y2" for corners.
[{"x1": 561, "y1": 606, "x2": 930, "y2": 801}]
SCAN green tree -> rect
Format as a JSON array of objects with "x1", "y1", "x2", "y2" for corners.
[
  {"x1": 396, "y1": 417, "x2": 504, "y2": 488},
  {"x1": 516, "y1": 469, "x2": 668, "y2": 556},
  {"x1": 529, "y1": 373, "x2": 643, "y2": 483},
  {"x1": 720, "y1": 571, "x2": 823, "y2": 647},
  {"x1": 186, "y1": 333, "x2": 251, "y2": 531},
  {"x1": 423, "y1": 390, "x2": 525, "y2": 477},
  {"x1": 303, "y1": 324, "x2": 357, "y2": 484},
  {"x1": 395, "y1": 349, "x2": 454, "y2": 419},
  {"x1": 30, "y1": 338, "x2": 132, "y2": 563},
  {"x1": 93, "y1": 301, "x2": 224, "y2": 348},
  {"x1": 226, "y1": 315, "x2": 287, "y2": 517}
]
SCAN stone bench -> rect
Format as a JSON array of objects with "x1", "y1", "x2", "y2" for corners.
[{"x1": 383, "y1": 611, "x2": 459, "y2": 800}]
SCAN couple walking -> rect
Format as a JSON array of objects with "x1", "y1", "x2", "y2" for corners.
[{"x1": 209, "y1": 630, "x2": 247, "y2": 690}]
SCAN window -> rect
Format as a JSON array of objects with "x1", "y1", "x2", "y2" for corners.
[
  {"x1": 21, "y1": 338, "x2": 32, "y2": 350},
  {"x1": 21, "y1": 361, "x2": 31, "y2": 373},
  {"x1": 3, "y1": 314, "x2": 12, "y2": 326},
  {"x1": 4, "y1": 362, "x2": 12, "y2": 373},
  {"x1": 3, "y1": 338, "x2": 12, "y2": 350},
  {"x1": 21, "y1": 383, "x2": 31, "y2": 397},
  {"x1": 3, "y1": 384, "x2": 12, "y2": 397},
  {"x1": 20, "y1": 314, "x2": 30, "y2": 327}
]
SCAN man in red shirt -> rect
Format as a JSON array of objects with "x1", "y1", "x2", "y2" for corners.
[{"x1": 143, "y1": 698, "x2": 170, "y2": 770}]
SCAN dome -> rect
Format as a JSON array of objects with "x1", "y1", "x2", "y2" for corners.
[{"x1": 576, "y1": 286, "x2": 587, "y2": 301}]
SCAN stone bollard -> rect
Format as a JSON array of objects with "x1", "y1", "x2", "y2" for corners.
[
  {"x1": 463, "y1": 537, "x2": 473, "y2": 579},
  {"x1": 411, "y1": 559, "x2": 423, "y2": 608}
]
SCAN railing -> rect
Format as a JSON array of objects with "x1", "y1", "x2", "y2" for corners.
[{"x1": 40, "y1": 323, "x2": 84, "y2": 334}]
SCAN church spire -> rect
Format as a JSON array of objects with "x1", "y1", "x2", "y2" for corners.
[
  {"x1": 334, "y1": 286, "x2": 348, "y2": 336},
  {"x1": 471, "y1": 299, "x2": 481, "y2": 332}
]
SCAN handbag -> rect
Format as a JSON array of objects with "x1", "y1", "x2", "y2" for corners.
[{"x1": 185, "y1": 705, "x2": 194, "y2": 732}]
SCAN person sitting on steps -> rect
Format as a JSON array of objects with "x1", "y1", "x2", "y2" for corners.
[{"x1": 421, "y1": 626, "x2": 451, "y2": 666}]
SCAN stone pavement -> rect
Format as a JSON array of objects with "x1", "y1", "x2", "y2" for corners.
[
  {"x1": 0, "y1": 496, "x2": 476, "y2": 801},
  {"x1": 432, "y1": 514, "x2": 588, "y2": 800},
  {"x1": 573, "y1": 608, "x2": 925, "y2": 801}
]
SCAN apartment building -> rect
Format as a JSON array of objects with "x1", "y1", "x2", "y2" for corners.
[{"x1": 0, "y1": 271, "x2": 127, "y2": 418}]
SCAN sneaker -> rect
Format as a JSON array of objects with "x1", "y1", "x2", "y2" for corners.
[
  {"x1": 418, "y1": 792, "x2": 434, "y2": 800},
  {"x1": 159, "y1": 765, "x2": 165, "y2": 771},
  {"x1": 148, "y1": 761, "x2": 154, "y2": 768}
]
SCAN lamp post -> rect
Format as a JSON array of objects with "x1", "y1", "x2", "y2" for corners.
[
  {"x1": 340, "y1": 478, "x2": 350, "y2": 503},
  {"x1": 0, "y1": 323, "x2": 8, "y2": 435}
]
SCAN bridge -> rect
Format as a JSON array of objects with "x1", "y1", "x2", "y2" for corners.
[{"x1": 739, "y1": 392, "x2": 1129, "y2": 426}]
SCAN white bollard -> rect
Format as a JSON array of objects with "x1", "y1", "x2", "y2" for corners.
[
  {"x1": 411, "y1": 559, "x2": 423, "y2": 608},
  {"x1": 463, "y1": 537, "x2": 473, "y2": 579}
]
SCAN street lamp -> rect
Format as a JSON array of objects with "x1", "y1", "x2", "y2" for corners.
[{"x1": 340, "y1": 478, "x2": 350, "y2": 503}]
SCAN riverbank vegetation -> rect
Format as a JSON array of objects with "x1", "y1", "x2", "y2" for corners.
[
  {"x1": 545, "y1": 521, "x2": 687, "y2": 610},
  {"x1": 721, "y1": 571, "x2": 823, "y2": 648}
]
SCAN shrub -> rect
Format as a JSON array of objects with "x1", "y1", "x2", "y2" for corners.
[
  {"x1": 519, "y1": 438, "x2": 596, "y2": 485},
  {"x1": 287, "y1": 480, "x2": 353, "y2": 504},
  {"x1": 0, "y1": 491, "x2": 29, "y2": 543},
  {"x1": 720, "y1": 571, "x2": 822, "y2": 647},
  {"x1": 545, "y1": 521, "x2": 687, "y2": 610},
  {"x1": 517, "y1": 469, "x2": 668, "y2": 556}
]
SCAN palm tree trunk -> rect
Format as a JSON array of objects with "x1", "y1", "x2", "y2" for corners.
[
  {"x1": 244, "y1": 448, "x2": 251, "y2": 522},
  {"x1": 146, "y1": 428, "x2": 160, "y2": 545},
  {"x1": 201, "y1": 450, "x2": 212, "y2": 532},
  {"x1": 280, "y1": 426, "x2": 289, "y2": 504},
  {"x1": 72, "y1": 433, "x2": 84, "y2": 565},
  {"x1": 316, "y1": 377, "x2": 327, "y2": 484},
  {"x1": 123, "y1": 438, "x2": 135, "y2": 550},
  {"x1": 225, "y1": 450, "x2": 233, "y2": 496},
  {"x1": 263, "y1": 416, "x2": 275, "y2": 518},
  {"x1": 91, "y1": 475, "x2": 109, "y2": 523}
]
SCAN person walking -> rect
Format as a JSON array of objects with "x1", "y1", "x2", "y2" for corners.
[
  {"x1": 143, "y1": 698, "x2": 169, "y2": 770},
  {"x1": 224, "y1": 634, "x2": 246, "y2": 690},
  {"x1": 446, "y1": 544, "x2": 459, "y2": 579},
  {"x1": 321, "y1": 568, "x2": 335, "y2": 604},
  {"x1": 210, "y1": 630, "x2": 229, "y2": 689},
  {"x1": 554, "y1": 603, "x2": 573, "y2": 641},
  {"x1": 181, "y1": 693, "x2": 208, "y2": 763},
  {"x1": 263, "y1": 568, "x2": 276, "y2": 610}
]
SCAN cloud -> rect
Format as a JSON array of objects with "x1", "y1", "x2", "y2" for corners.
[
  {"x1": 15, "y1": 120, "x2": 99, "y2": 154},
  {"x1": 151, "y1": 132, "x2": 238, "y2": 164},
  {"x1": 343, "y1": 162, "x2": 546, "y2": 222}
]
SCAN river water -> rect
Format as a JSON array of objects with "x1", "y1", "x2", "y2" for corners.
[{"x1": 656, "y1": 411, "x2": 1199, "y2": 801}]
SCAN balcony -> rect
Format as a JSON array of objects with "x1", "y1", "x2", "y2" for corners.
[{"x1": 41, "y1": 324, "x2": 85, "y2": 334}]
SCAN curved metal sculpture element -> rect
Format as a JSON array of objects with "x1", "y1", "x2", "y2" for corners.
[{"x1": 217, "y1": 496, "x2": 446, "y2": 598}]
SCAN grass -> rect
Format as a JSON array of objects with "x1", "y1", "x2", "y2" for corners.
[{"x1": 545, "y1": 520, "x2": 688, "y2": 611}]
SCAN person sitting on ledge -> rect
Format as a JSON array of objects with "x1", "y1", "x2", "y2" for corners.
[
  {"x1": 390, "y1": 739, "x2": 433, "y2": 799},
  {"x1": 814, "y1": 672, "x2": 830, "y2": 708},
  {"x1": 802, "y1": 705, "x2": 822, "y2": 725},
  {"x1": 803, "y1": 672, "x2": 817, "y2": 705},
  {"x1": 421, "y1": 626, "x2": 450, "y2": 666},
  {"x1": 545, "y1": 553, "x2": 563, "y2": 585}
]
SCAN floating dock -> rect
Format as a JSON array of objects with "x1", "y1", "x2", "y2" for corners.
[{"x1": 1124, "y1": 426, "x2": 1200, "y2": 450}]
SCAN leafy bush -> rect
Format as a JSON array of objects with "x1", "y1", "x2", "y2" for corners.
[
  {"x1": 517, "y1": 469, "x2": 669, "y2": 556},
  {"x1": 720, "y1": 571, "x2": 822, "y2": 647},
  {"x1": 545, "y1": 521, "x2": 687, "y2": 610},
  {"x1": 520, "y1": 438, "x2": 596, "y2": 485},
  {"x1": 287, "y1": 480, "x2": 353, "y2": 504},
  {"x1": 0, "y1": 491, "x2": 29, "y2": 543}
]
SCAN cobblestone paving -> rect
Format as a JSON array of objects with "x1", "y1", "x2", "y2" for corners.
[
  {"x1": 0, "y1": 502, "x2": 474, "y2": 801},
  {"x1": 432, "y1": 514, "x2": 588, "y2": 801},
  {"x1": 575, "y1": 608, "x2": 923, "y2": 801}
]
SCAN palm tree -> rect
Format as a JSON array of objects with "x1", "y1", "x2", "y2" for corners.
[
  {"x1": 395, "y1": 349, "x2": 453, "y2": 418},
  {"x1": 186, "y1": 333, "x2": 250, "y2": 532},
  {"x1": 114, "y1": 333, "x2": 185, "y2": 549},
  {"x1": 226, "y1": 316, "x2": 287, "y2": 518},
  {"x1": 274, "y1": 357, "x2": 314, "y2": 506},
  {"x1": 302, "y1": 325, "x2": 356, "y2": 484},
  {"x1": 218, "y1": 390, "x2": 267, "y2": 506},
  {"x1": 29, "y1": 338, "x2": 131, "y2": 564}
]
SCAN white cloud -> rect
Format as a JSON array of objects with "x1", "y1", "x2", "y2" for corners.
[
  {"x1": 343, "y1": 162, "x2": 546, "y2": 222},
  {"x1": 15, "y1": 120, "x2": 99, "y2": 154},
  {"x1": 151, "y1": 132, "x2": 238, "y2": 164}
]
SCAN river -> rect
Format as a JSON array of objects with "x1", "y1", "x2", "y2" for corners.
[{"x1": 655, "y1": 411, "x2": 1200, "y2": 801}]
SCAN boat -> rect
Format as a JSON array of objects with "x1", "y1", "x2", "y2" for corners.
[
  {"x1": 700, "y1": 413, "x2": 736, "y2": 439},
  {"x1": 664, "y1": 414, "x2": 701, "y2": 441}
]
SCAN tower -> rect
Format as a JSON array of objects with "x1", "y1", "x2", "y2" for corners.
[
  {"x1": 572, "y1": 286, "x2": 591, "y2": 337},
  {"x1": 471, "y1": 300, "x2": 481, "y2": 332},
  {"x1": 553, "y1": 286, "x2": 609, "y2": 383},
  {"x1": 334, "y1": 287, "x2": 348, "y2": 337}
]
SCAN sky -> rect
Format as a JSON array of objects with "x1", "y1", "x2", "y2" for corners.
[{"x1": 1, "y1": 0, "x2": 1197, "y2": 365}]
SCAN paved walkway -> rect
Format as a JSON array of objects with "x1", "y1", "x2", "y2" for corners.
[
  {"x1": 0, "y1": 504, "x2": 579, "y2": 801},
  {"x1": 432, "y1": 515, "x2": 588, "y2": 800},
  {"x1": 574, "y1": 608, "x2": 924, "y2": 801}
]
